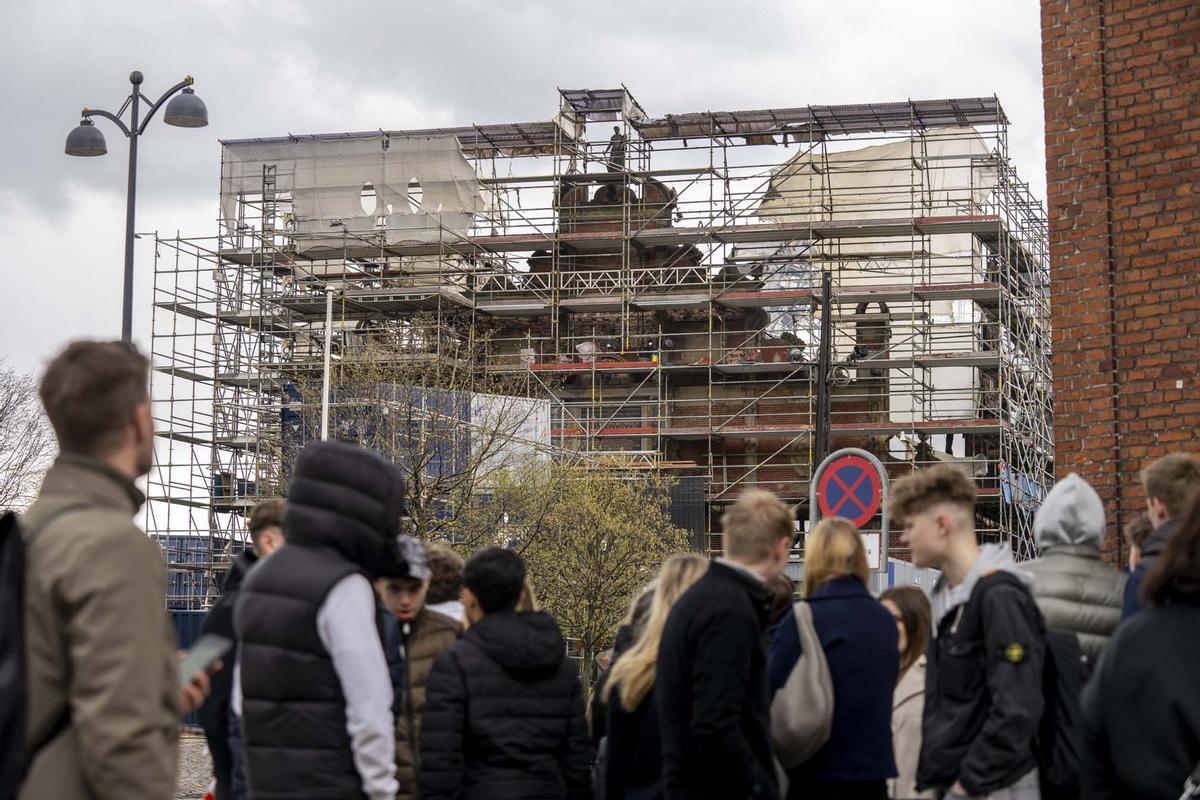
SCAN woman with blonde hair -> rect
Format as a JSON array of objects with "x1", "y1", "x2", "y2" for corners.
[
  {"x1": 602, "y1": 553, "x2": 708, "y2": 800},
  {"x1": 769, "y1": 518, "x2": 899, "y2": 800}
]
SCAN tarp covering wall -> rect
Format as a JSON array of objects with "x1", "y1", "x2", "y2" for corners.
[
  {"x1": 220, "y1": 134, "x2": 484, "y2": 248},
  {"x1": 753, "y1": 127, "x2": 1002, "y2": 427},
  {"x1": 757, "y1": 126, "x2": 997, "y2": 224}
]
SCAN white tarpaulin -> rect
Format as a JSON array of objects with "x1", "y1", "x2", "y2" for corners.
[
  {"x1": 754, "y1": 127, "x2": 1001, "y2": 426},
  {"x1": 757, "y1": 126, "x2": 997, "y2": 224},
  {"x1": 220, "y1": 134, "x2": 483, "y2": 248}
]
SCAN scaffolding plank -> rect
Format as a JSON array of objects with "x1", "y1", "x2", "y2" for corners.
[
  {"x1": 552, "y1": 426, "x2": 657, "y2": 437},
  {"x1": 632, "y1": 292, "x2": 710, "y2": 310},
  {"x1": 531, "y1": 361, "x2": 658, "y2": 372},
  {"x1": 219, "y1": 214, "x2": 1018, "y2": 265},
  {"x1": 716, "y1": 288, "x2": 814, "y2": 308}
]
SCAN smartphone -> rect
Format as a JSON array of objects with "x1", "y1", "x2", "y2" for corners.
[{"x1": 178, "y1": 633, "x2": 232, "y2": 688}]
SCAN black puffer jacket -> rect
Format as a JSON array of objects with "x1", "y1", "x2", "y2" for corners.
[{"x1": 419, "y1": 611, "x2": 592, "y2": 800}]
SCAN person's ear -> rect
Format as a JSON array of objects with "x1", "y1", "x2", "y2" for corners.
[
  {"x1": 133, "y1": 400, "x2": 153, "y2": 444},
  {"x1": 935, "y1": 510, "x2": 952, "y2": 539}
]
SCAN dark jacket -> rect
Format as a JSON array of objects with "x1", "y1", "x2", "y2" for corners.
[
  {"x1": 656, "y1": 561, "x2": 778, "y2": 800},
  {"x1": 419, "y1": 611, "x2": 591, "y2": 800},
  {"x1": 199, "y1": 549, "x2": 258, "y2": 800},
  {"x1": 1082, "y1": 599, "x2": 1200, "y2": 799},
  {"x1": 590, "y1": 622, "x2": 638, "y2": 748},
  {"x1": 1121, "y1": 520, "x2": 1177, "y2": 620},
  {"x1": 918, "y1": 554, "x2": 1045, "y2": 796},
  {"x1": 768, "y1": 576, "x2": 898, "y2": 790},
  {"x1": 605, "y1": 683, "x2": 663, "y2": 800},
  {"x1": 235, "y1": 441, "x2": 407, "y2": 800}
]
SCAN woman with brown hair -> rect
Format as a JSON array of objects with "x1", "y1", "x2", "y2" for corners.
[
  {"x1": 601, "y1": 553, "x2": 709, "y2": 800},
  {"x1": 879, "y1": 586, "x2": 934, "y2": 800},
  {"x1": 769, "y1": 518, "x2": 898, "y2": 799},
  {"x1": 1081, "y1": 493, "x2": 1200, "y2": 798}
]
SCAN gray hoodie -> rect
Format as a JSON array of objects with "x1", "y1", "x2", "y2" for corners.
[
  {"x1": 1023, "y1": 473, "x2": 1126, "y2": 659},
  {"x1": 931, "y1": 543, "x2": 1034, "y2": 630}
]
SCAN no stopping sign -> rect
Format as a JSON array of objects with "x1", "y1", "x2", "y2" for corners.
[{"x1": 815, "y1": 453, "x2": 883, "y2": 527}]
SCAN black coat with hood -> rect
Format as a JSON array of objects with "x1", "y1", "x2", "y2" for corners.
[
  {"x1": 235, "y1": 441, "x2": 407, "y2": 800},
  {"x1": 419, "y1": 610, "x2": 592, "y2": 800},
  {"x1": 1081, "y1": 598, "x2": 1200, "y2": 798}
]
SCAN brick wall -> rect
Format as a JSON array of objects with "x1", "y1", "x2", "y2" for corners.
[{"x1": 1041, "y1": 0, "x2": 1200, "y2": 559}]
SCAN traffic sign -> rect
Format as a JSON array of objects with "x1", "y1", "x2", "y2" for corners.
[
  {"x1": 816, "y1": 453, "x2": 882, "y2": 527},
  {"x1": 809, "y1": 447, "x2": 890, "y2": 572}
]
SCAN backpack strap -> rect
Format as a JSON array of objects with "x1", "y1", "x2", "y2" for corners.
[{"x1": 958, "y1": 569, "x2": 1033, "y2": 641}]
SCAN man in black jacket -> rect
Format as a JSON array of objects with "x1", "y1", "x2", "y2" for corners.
[
  {"x1": 420, "y1": 547, "x2": 591, "y2": 800},
  {"x1": 199, "y1": 498, "x2": 285, "y2": 800},
  {"x1": 895, "y1": 466, "x2": 1045, "y2": 799},
  {"x1": 656, "y1": 490, "x2": 793, "y2": 800}
]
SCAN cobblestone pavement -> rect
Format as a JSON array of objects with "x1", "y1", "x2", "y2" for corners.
[{"x1": 176, "y1": 732, "x2": 213, "y2": 800}]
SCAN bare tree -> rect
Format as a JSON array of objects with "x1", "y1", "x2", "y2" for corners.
[
  {"x1": 0, "y1": 362, "x2": 56, "y2": 511},
  {"x1": 513, "y1": 463, "x2": 688, "y2": 692},
  {"x1": 277, "y1": 317, "x2": 557, "y2": 550}
]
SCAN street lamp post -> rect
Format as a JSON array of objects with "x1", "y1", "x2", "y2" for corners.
[{"x1": 65, "y1": 71, "x2": 208, "y2": 343}]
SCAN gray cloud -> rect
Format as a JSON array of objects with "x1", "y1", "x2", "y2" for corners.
[{"x1": 0, "y1": 0, "x2": 1046, "y2": 374}]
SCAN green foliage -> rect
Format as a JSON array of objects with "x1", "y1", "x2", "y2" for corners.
[{"x1": 476, "y1": 462, "x2": 690, "y2": 690}]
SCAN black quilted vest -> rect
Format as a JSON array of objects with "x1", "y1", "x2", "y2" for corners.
[
  {"x1": 232, "y1": 440, "x2": 408, "y2": 800},
  {"x1": 235, "y1": 544, "x2": 363, "y2": 800}
]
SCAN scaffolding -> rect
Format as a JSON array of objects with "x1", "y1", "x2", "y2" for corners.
[{"x1": 149, "y1": 88, "x2": 1052, "y2": 607}]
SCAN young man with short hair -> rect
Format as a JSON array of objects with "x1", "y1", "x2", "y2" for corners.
[
  {"x1": 895, "y1": 465, "x2": 1044, "y2": 799},
  {"x1": 377, "y1": 540, "x2": 462, "y2": 800},
  {"x1": 200, "y1": 498, "x2": 287, "y2": 800},
  {"x1": 21, "y1": 340, "x2": 211, "y2": 798},
  {"x1": 656, "y1": 489, "x2": 794, "y2": 800},
  {"x1": 420, "y1": 547, "x2": 590, "y2": 800},
  {"x1": 1121, "y1": 453, "x2": 1200, "y2": 620}
]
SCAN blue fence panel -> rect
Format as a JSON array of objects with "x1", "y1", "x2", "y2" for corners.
[{"x1": 171, "y1": 610, "x2": 207, "y2": 727}]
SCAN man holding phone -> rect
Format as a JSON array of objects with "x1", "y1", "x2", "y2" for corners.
[
  {"x1": 199, "y1": 498, "x2": 286, "y2": 800},
  {"x1": 20, "y1": 341, "x2": 212, "y2": 799}
]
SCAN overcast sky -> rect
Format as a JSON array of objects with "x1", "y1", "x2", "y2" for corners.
[{"x1": 0, "y1": 0, "x2": 1046, "y2": 376}]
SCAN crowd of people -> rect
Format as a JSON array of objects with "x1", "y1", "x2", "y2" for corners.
[{"x1": 9, "y1": 338, "x2": 1200, "y2": 800}]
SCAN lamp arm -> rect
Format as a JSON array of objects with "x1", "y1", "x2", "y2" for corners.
[
  {"x1": 137, "y1": 76, "x2": 195, "y2": 135},
  {"x1": 82, "y1": 108, "x2": 131, "y2": 137}
]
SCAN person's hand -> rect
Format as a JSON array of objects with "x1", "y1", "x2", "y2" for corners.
[
  {"x1": 950, "y1": 780, "x2": 972, "y2": 798},
  {"x1": 177, "y1": 657, "x2": 220, "y2": 715}
]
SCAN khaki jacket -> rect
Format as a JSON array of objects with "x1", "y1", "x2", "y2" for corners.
[
  {"x1": 20, "y1": 453, "x2": 179, "y2": 800},
  {"x1": 889, "y1": 656, "x2": 934, "y2": 800},
  {"x1": 395, "y1": 608, "x2": 461, "y2": 800}
]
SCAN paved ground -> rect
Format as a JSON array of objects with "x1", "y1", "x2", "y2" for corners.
[{"x1": 176, "y1": 732, "x2": 213, "y2": 800}]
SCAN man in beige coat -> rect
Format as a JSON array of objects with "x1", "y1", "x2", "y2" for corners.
[{"x1": 20, "y1": 341, "x2": 210, "y2": 799}]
